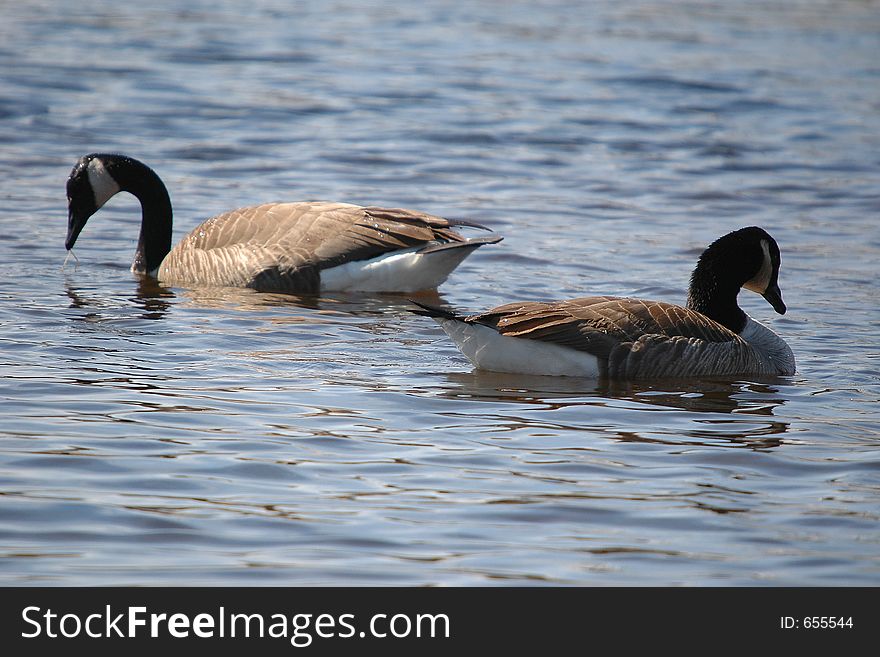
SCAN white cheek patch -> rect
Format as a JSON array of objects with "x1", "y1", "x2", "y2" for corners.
[
  {"x1": 86, "y1": 158, "x2": 121, "y2": 209},
  {"x1": 743, "y1": 239, "x2": 772, "y2": 294}
]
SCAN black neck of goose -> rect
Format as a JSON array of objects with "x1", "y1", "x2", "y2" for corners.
[
  {"x1": 110, "y1": 157, "x2": 173, "y2": 275},
  {"x1": 686, "y1": 262, "x2": 748, "y2": 334}
]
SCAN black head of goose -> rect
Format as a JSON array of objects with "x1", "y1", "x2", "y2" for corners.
[
  {"x1": 65, "y1": 153, "x2": 502, "y2": 294},
  {"x1": 412, "y1": 227, "x2": 795, "y2": 379}
]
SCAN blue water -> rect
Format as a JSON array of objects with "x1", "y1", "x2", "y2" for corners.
[{"x1": 1, "y1": 0, "x2": 879, "y2": 585}]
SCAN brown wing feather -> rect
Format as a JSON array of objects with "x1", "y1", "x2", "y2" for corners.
[
  {"x1": 159, "y1": 201, "x2": 492, "y2": 292},
  {"x1": 472, "y1": 297, "x2": 737, "y2": 343},
  {"x1": 465, "y1": 296, "x2": 773, "y2": 377}
]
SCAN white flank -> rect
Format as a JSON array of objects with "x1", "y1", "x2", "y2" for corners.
[
  {"x1": 437, "y1": 319, "x2": 601, "y2": 378},
  {"x1": 86, "y1": 158, "x2": 121, "y2": 209},
  {"x1": 320, "y1": 245, "x2": 475, "y2": 292}
]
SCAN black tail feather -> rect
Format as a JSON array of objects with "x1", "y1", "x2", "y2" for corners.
[
  {"x1": 408, "y1": 299, "x2": 462, "y2": 320},
  {"x1": 418, "y1": 234, "x2": 503, "y2": 255},
  {"x1": 445, "y1": 217, "x2": 496, "y2": 232}
]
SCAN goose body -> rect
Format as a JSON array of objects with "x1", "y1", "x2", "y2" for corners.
[
  {"x1": 413, "y1": 227, "x2": 795, "y2": 379},
  {"x1": 65, "y1": 154, "x2": 501, "y2": 294}
]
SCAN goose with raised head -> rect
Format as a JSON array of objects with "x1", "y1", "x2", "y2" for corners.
[
  {"x1": 412, "y1": 227, "x2": 795, "y2": 379},
  {"x1": 65, "y1": 153, "x2": 502, "y2": 294}
]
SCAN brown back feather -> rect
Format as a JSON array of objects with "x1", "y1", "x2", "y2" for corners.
[
  {"x1": 159, "y1": 202, "x2": 484, "y2": 292},
  {"x1": 466, "y1": 296, "x2": 774, "y2": 377}
]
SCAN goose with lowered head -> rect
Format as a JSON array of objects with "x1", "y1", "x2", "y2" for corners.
[
  {"x1": 412, "y1": 226, "x2": 795, "y2": 379},
  {"x1": 65, "y1": 153, "x2": 501, "y2": 294}
]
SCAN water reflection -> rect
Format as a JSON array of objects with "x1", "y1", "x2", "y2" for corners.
[
  {"x1": 63, "y1": 280, "x2": 175, "y2": 321},
  {"x1": 424, "y1": 371, "x2": 791, "y2": 449},
  {"x1": 433, "y1": 370, "x2": 787, "y2": 414},
  {"x1": 133, "y1": 278, "x2": 176, "y2": 319},
  {"x1": 172, "y1": 285, "x2": 321, "y2": 312},
  {"x1": 139, "y1": 280, "x2": 444, "y2": 317},
  {"x1": 63, "y1": 277, "x2": 440, "y2": 322}
]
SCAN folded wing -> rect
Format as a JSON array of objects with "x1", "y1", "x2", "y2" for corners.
[
  {"x1": 469, "y1": 296, "x2": 773, "y2": 377},
  {"x1": 159, "y1": 202, "x2": 497, "y2": 292}
]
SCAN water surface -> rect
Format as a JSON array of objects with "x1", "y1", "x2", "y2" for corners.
[{"x1": 1, "y1": 0, "x2": 879, "y2": 585}]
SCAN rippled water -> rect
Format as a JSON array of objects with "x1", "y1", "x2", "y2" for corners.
[{"x1": 1, "y1": 0, "x2": 879, "y2": 585}]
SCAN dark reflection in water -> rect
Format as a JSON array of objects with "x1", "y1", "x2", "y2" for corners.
[
  {"x1": 132, "y1": 279, "x2": 176, "y2": 318},
  {"x1": 64, "y1": 280, "x2": 175, "y2": 321},
  {"x1": 434, "y1": 370, "x2": 786, "y2": 414},
  {"x1": 422, "y1": 371, "x2": 791, "y2": 449},
  {"x1": 171, "y1": 284, "x2": 440, "y2": 316}
]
